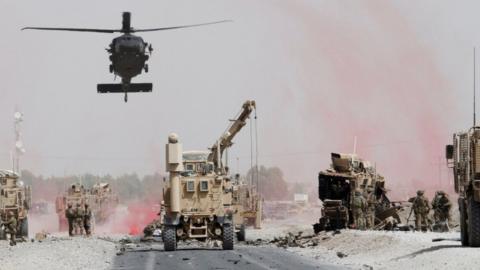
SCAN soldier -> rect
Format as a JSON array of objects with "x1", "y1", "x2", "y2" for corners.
[
  {"x1": 83, "y1": 204, "x2": 92, "y2": 236},
  {"x1": 3, "y1": 211, "x2": 17, "y2": 246},
  {"x1": 65, "y1": 203, "x2": 75, "y2": 236},
  {"x1": 364, "y1": 187, "x2": 376, "y2": 229},
  {"x1": 411, "y1": 190, "x2": 430, "y2": 231},
  {"x1": 73, "y1": 203, "x2": 85, "y2": 235},
  {"x1": 352, "y1": 190, "x2": 367, "y2": 230},
  {"x1": 431, "y1": 191, "x2": 452, "y2": 229}
]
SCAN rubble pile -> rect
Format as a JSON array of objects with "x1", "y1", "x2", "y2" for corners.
[{"x1": 247, "y1": 230, "x2": 335, "y2": 249}]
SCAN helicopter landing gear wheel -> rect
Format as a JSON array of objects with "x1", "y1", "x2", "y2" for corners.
[
  {"x1": 144, "y1": 64, "x2": 149, "y2": 73},
  {"x1": 109, "y1": 64, "x2": 113, "y2": 73}
]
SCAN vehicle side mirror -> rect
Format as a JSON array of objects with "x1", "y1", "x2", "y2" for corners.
[{"x1": 446, "y1": 145, "x2": 454, "y2": 160}]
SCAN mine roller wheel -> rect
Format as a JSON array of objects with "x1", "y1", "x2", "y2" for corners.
[
  {"x1": 163, "y1": 225, "x2": 177, "y2": 251},
  {"x1": 222, "y1": 224, "x2": 234, "y2": 250},
  {"x1": 459, "y1": 198, "x2": 469, "y2": 246},
  {"x1": 468, "y1": 196, "x2": 480, "y2": 247},
  {"x1": 236, "y1": 224, "x2": 246, "y2": 242},
  {"x1": 20, "y1": 218, "x2": 28, "y2": 238}
]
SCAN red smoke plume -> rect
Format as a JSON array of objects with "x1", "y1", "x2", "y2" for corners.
[{"x1": 266, "y1": 1, "x2": 458, "y2": 200}]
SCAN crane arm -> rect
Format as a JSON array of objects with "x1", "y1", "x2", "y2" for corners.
[{"x1": 208, "y1": 100, "x2": 256, "y2": 168}]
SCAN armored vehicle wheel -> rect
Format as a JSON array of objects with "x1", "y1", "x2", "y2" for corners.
[
  {"x1": 236, "y1": 224, "x2": 246, "y2": 242},
  {"x1": 20, "y1": 218, "x2": 28, "y2": 237},
  {"x1": 222, "y1": 224, "x2": 234, "y2": 250},
  {"x1": 468, "y1": 196, "x2": 480, "y2": 247},
  {"x1": 163, "y1": 225, "x2": 177, "y2": 251},
  {"x1": 459, "y1": 199, "x2": 469, "y2": 246}
]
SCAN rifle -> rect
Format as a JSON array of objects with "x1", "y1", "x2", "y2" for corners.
[{"x1": 406, "y1": 197, "x2": 417, "y2": 224}]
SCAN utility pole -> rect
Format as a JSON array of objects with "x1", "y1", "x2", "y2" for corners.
[{"x1": 13, "y1": 108, "x2": 26, "y2": 174}]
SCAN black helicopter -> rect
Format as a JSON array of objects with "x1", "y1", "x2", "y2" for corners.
[{"x1": 22, "y1": 12, "x2": 229, "y2": 102}]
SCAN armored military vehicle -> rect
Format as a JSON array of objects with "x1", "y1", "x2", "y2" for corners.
[
  {"x1": 162, "y1": 134, "x2": 235, "y2": 250},
  {"x1": 55, "y1": 183, "x2": 88, "y2": 231},
  {"x1": 446, "y1": 127, "x2": 480, "y2": 246},
  {"x1": 88, "y1": 183, "x2": 119, "y2": 224},
  {"x1": 162, "y1": 100, "x2": 256, "y2": 251},
  {"x1": 56, "y1": 182, "x2": 119, "y2": 232},
  {"x1": 231, "y1": 174, "x2": 262, "y2": 241},
  {"x1": 0, "y1": 170, "x2": 31, "y2": 238},
  {"x1": 313, "y1": 153, "x2": 402, "y2": 233}
]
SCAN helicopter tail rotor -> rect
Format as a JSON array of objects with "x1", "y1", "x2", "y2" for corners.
[{"x1": 122, "y1": 12, "x2": 131, "y2": 33}]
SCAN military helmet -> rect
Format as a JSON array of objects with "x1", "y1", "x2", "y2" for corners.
[
  {"x1": 7, "y1": 211, "x2": 14, "y2": 216},
  {"x1": 437, "y1": 190, "x2": 445, "y2": 196},
  {"x1": 354, "y1": 189, "x2": 362, "y2": 196},
  {"x1": 417, "y1": 190, "x2": 424, "y2": 195}
]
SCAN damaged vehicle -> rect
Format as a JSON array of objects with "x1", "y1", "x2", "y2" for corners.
[{"x1": 313, "y1": 153, "x2": 404, "y2": 233}]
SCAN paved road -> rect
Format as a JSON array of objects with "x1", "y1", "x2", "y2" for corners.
[{"x1": 112, "y1": 244, "x2": 347, "y2": 270}]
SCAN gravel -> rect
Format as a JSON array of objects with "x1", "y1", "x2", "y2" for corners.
[{"x1": 0, "y1": 235, "x2": 119, "y2": 270}]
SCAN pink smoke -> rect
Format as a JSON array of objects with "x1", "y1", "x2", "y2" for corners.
[{"x1": 265, "y1": 1, "x2": 458, "y2": 200}]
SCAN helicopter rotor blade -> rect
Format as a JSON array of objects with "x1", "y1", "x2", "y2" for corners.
[
  {"x1": 132, "y1": 20, "x2": 232, "y2": 33},
  {"x1": 21, "y1": 27, "x2": 119, "y2": 33}
]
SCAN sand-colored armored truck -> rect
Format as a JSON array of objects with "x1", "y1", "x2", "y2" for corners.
[
  {"x1": 446, "y1": 127, "x2": 480, "y2": 246},
  {"x1": 89, "y1": 183, "x2": 119, "y2": 224},
  {"x1": 0, "y1": 170, "x2": 31, "y2": 238},
  {"x1": 162, "y1": 100, "x2": 257, "y2": 251},
  {"x1": 162, "y1": 134, "x2": 235, "y2": 250},
  {"x1": 55, "y1": 183, "x2": 88, "y2": 231},
  {"x1": 313, "y1": 153, "x2": 402, "y2": 233},
  {"x1": 231, "y1": 174, "x2": 262, "y2": 241},
  {"x1": 56, "y1": 182, "x2": 118, "y2": 232}
]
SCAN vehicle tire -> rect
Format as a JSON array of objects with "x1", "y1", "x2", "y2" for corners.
[
  {"x1": 144, "y1": 64, "x2": 149, "y2": 73},
  {"x1": 468, "y1": 196, "x2": 480, "y2": 247},
  {"x1": 0, "y1": 227, "x2": 5, "y2": 240},
  {"x1": 236, "y1": 224, "x2": 246, "y2": 242},
  {"x1": 163, "y1": 226, "x2": 176, "y2": 251},
  {"x1": 222, "y1": 224, "x2": 234, "y2": 250},
  {"x1": 20, "y1": 218, "x2": 28, "y2": 238},
  {"x1": 459, "y1": 198, "x2": 469, "y2": 246}
]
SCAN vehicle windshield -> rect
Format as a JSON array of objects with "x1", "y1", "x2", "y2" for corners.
[{"x1": 183, "y1": 152, "x2": 209, "y2": 162}]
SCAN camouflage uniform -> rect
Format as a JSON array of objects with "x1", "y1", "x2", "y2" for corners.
[
  {"x1": 364, "y1": 188, "x2": 376, "y2": 229},
  {"x1": 73, "y1": 204, "x2": 85, "y2": 235},
  {"x1": 352, "y1": 190, "x2": 367, "y2": 230},
  {"x1": 431, "y1": 191, "x2": 452, "y2": 225},
  {"x1": 412, "y1": 190, "x2": 430, "y2": 231},
  {"x1": 65, "y1": 204, "x2": 75, "y2": 236},
  {"x1": 4, "y1": 211, "x2": 17, "y2": 246},
  {"x1": 84, "y1": 204, "x2": 92, "y2": 236}
]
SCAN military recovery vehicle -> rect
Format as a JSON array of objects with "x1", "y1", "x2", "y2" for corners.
[
  {"x1": 446, "y1": 127, "x2": 480, "y2": 246},
  {"x1": 162, "y1": 100, "x2": 257, "y2": 251},
  {"x1": 0, "y1": 170, "x2": 31, "y2": 238},
  {"x1": 313, "y1": 153, "x2": 402, "y2": 233}
]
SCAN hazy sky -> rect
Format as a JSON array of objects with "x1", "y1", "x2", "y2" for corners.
[{"x1": 0, "y1": 0, "x2": 478, "y2": 196}]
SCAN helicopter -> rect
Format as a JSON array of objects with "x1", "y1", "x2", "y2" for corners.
[{"x1": 22, "y1": 12, "x2": 229, "y2": 102}]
